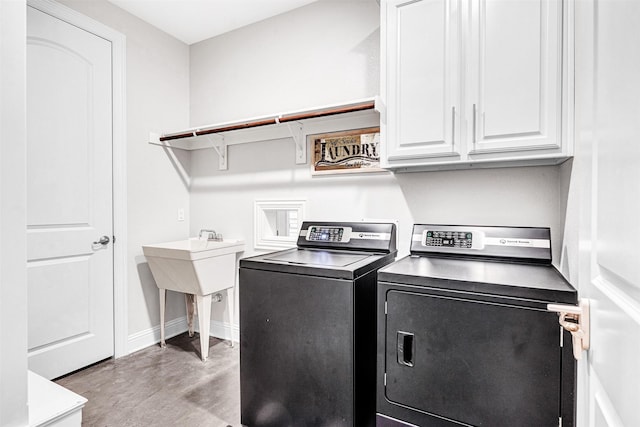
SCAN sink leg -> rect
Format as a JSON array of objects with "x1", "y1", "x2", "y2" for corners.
[
  {"x1": 185, "y1": 294, "x2": 195, "y2": 337},
  {"x1": 196, "y1": 294, "x2": 212, "y2": 361},
  {"x1": 159, "y1": 288, "x2": 167, "y2": 348},
  {"x1": 227, "y1": 287, "x2": 235, "y2": 348}
]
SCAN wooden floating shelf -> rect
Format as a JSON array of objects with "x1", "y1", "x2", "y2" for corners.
[{"x1": 149, "y1": 97, "x2": 382, "y2": 170}]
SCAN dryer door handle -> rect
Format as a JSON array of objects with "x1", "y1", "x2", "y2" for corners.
[{"x1": 397, "y1": 331, "x2": 415, "y2": 367}]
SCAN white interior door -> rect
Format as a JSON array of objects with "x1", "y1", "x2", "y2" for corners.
[
  {"x1": 571, "y1": 1, "x2": 640, "y2": 425},
  {"x1": 26, "y1": 5, "x2": 114, "y2": 380}
]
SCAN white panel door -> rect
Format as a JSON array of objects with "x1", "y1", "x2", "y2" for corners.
[
  {"x1": 383, "y1": 0, "x2": 461, "y2": 162},
  {"x1": 467, "y1": 0, "x2": 562, "y2": 155},
  {"x1": 27, "y1": 6, "x2": 114, "y2": 380},
  {"x1": 571, "y1": 1, "x2": 640, "y2": 426}
]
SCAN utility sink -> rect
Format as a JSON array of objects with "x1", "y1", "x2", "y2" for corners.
[
  {"x1": 142, "y1": 238, "x2": 245, "y2": 361},
  {"x1": 142, "y1": 238, "x2": 245, "y2": 294}
]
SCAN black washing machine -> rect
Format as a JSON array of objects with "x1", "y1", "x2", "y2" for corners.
[
  {"x1": 376, "y1": 224, "x2": 577, "y2": 427},
  {"x1": 240, "y1": 221, "x2": 397, "y2": 427}
]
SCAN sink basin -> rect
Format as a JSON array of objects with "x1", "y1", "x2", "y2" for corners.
[
  {"x1": 143, "y1": 238, "x2": 245, "y2": 361},
  {"x1": 142, "y1": 238, "x2": 245, "y2": 295},
  {"x1": 143, "y1": 238, "x2": 244, "y2": 261}
]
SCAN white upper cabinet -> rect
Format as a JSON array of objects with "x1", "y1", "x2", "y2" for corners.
[
  {"x1": 381, "y1": 0, "x2": 569, "y2": 170},
  {"x1": 467, "y1": 0, "x2": 562, "y2": 156},
  {"x1": 382, "y1": 0, "x2": 461, "y2": 161}
]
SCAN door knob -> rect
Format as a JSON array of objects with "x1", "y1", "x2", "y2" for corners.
[{"x1": 93, "y1": 235, "x2": 110, "y2": 245}]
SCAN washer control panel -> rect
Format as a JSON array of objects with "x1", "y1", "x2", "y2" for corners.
[
  {"x1": 306, "y1": 226, "x2": 352, "y2": 243},
  {"x1": 423, "y1": 230, "x2": 473, "y2": 248},
  {"x1": 298, "y1": 222, "x2": 397, "y2": 253}
]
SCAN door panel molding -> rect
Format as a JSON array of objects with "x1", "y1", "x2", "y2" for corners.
[
  {"x1": 593, "y1": 273, "x2": 640, "y2": 324},
  {"x1": 589, "y1": 276, "x2": 640, "y2": 426},
  {"x1": 28, "y1": 0, "x2": 127, "y2": 359},
  {"x1": 590, "y1": 369, "x2": 626, "y2": 427}
]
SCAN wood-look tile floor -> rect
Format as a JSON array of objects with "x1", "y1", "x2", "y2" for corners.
[{"x1": 56, "y1": 333, "x2": 240, "y2": 427}]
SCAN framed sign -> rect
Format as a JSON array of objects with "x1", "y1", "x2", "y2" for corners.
[{"x1": 309, "y1": 127, "x2": 383, "y2": 175}]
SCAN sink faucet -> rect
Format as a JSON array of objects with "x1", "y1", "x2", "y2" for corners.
[{"x1": 199, "y1": 229, "x2": 222, "y2": 241}]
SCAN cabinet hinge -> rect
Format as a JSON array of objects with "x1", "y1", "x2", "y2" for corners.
[
  {"x1": 559, "y1": 416, "x2": 562, "y2": 427},
  {"x1": 560, "y1": 326, "x2": 563, "y2": 347},
  {"x1": 385, "y1": 301, "x2": 388, "y2": 315},
  {"x1": 384, "y1": 373, "x2": 387, "y2": 387},
  {"x1": 113, "y1": 235, "x2": 116, "y2": 244}
]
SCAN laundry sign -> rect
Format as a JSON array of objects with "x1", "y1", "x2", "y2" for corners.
[{"x1": 310, "y1": 127, "x2": 383, "y2": 175}]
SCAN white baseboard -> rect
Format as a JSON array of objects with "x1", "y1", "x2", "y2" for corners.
[
  {"x1": 209, "y1": 319, "x2": 240, "y2": 343},
  {"x1": 127, "y1": 316, "x2": 188, "y2": 355},
  {"x1": 126, "y1": 316, "x2": 239, "y2": 355}
]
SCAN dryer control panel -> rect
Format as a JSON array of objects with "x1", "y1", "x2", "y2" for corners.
[
  {"x1": 411, "y1": 224, "x2": 552, "y2": 264},
  {"x1": 423, "y1": 230, "x2": 473, "y2": 249}
]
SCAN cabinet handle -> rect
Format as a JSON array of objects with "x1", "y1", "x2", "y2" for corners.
[
  {"x1": 451, "y1": 106, "x2": 456, "y2": 147},
  {"x1": 472, "y1": 103, "x2": 477, "y2": 145}
]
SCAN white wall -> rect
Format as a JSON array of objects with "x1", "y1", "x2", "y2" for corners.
[
  {"x1": 190, "y1": 0, "x2": 380, "y2": 126},
  {"x1": 58, "y1": 0, "x2": 191, "y2": 349},
  {"x1": 0, "y1": 0, "x2": 28, "y2": 424},
  {"x1": 189, "y1": 0, "x2": 566, "y2": 329}
]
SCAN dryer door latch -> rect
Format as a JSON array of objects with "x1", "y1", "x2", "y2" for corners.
[{"x1": 547, "y1": 299, "x2": 590, "y2": 361}]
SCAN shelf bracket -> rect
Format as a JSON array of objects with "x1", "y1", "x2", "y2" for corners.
[
  {"x1": 547, "y1": 299, "x2": 590, "y2": 360},
  {"x1": 284, "y1": 121, "x2": 305, "y2": 164},
  {"x1": 149, "y1": 131, "x2": 162, "y2": 146},
  {"x1": 374, "y1": 95, "x2": 386, "y2": 125},
  {"x1": 206, "y1": 135, "x2": 227, "y2": 170}
]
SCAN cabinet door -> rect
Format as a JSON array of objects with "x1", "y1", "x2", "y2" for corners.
[
  {"x1": 467, "y1": 0, "x2": 562, "y2": 156},
  {"x1": 382, "y1": 0, "x2": 461, "y2": 163}
]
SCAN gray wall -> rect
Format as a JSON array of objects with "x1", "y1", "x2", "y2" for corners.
[
  {"x1": 188, "y1": 0, "x2": 566, "y2": 327},
  {"x1": 59, "y1": 0, "x2": 192, "y2": 344}
]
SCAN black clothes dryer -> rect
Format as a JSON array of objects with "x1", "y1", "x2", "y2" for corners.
[
  {"x1": 377, "y1": 224, "x2": 578, "y2": 427},
  {"x1": 240, "y1": 221, "x2": 397, "y2": 427}
]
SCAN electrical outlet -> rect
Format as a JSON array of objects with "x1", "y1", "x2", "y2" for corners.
[{"x1": 177, "y1": 208, "x2": 185, "y2": 222}]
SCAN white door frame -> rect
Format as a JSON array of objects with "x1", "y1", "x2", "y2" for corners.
[{"x1": 28, "y1": 0, "x2": 128, "y2": 358}]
